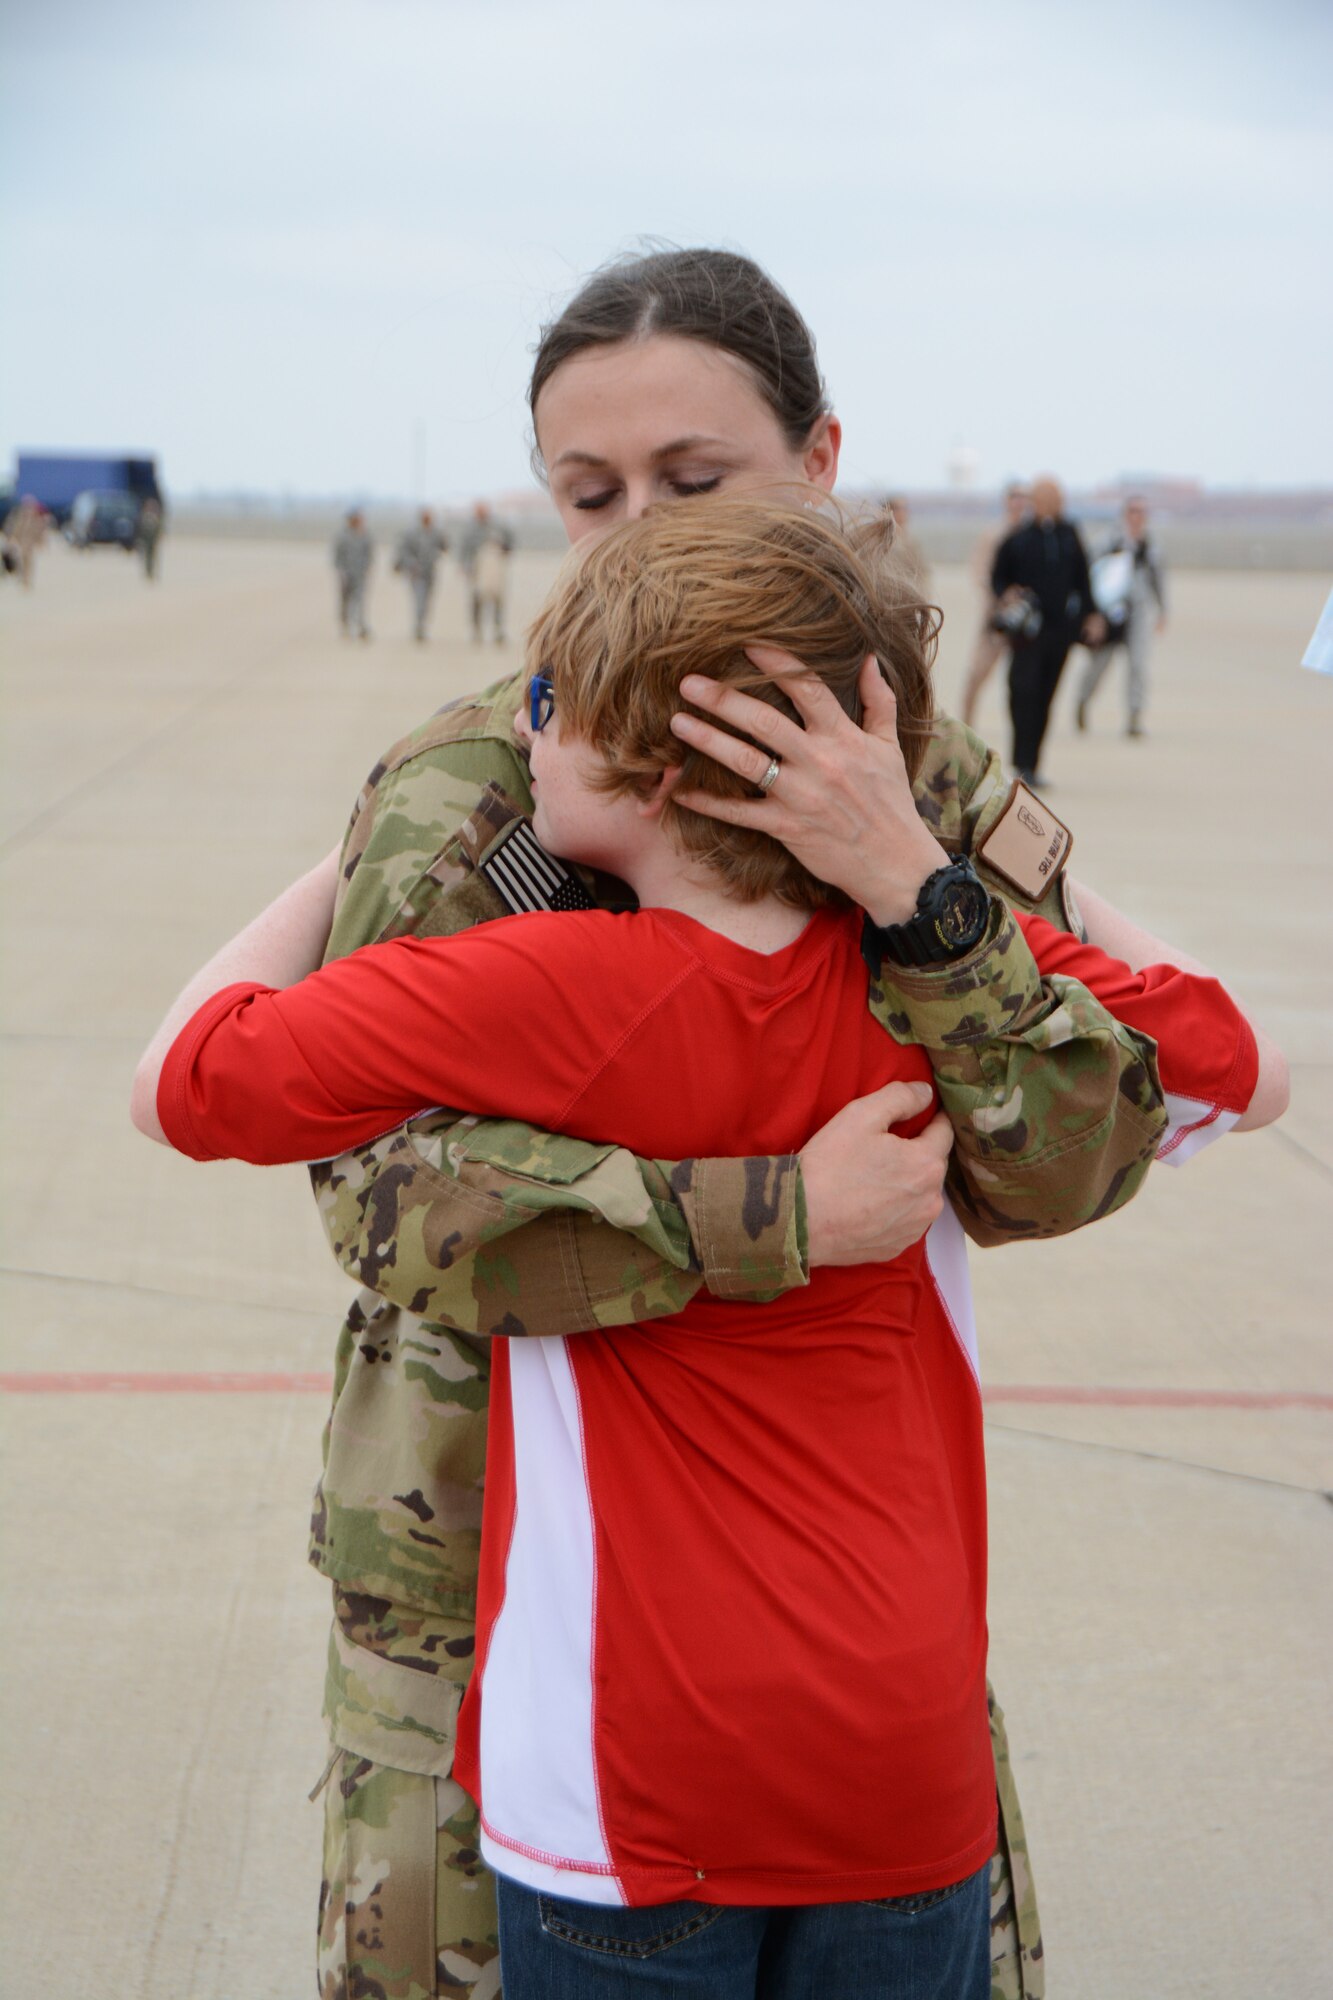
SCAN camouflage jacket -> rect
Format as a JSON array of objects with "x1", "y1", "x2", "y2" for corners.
[{"x1": 309, "y1": 671, "x2": 1165, "y2": 1766}]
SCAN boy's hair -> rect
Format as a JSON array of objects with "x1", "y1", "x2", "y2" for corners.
[{"x1": 526, "y1": 495, "x2": 940, "y2": 911}]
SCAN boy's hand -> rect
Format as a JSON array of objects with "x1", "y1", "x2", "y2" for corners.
[{"x1": 800, "y1": 1081, "x2": 952, "y2": 1266}]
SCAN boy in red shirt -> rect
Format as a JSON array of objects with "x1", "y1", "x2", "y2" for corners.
[{"x1": 134, "y1": 500, "x2": 1279, "y2": 2000}]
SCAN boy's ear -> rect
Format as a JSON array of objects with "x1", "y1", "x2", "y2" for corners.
[{"x1": 635, "y1": 764, "x2": 686, "y2": 822}]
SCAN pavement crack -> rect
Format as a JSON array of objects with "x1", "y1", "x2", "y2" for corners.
[
  {"x1": 984, "y1": 1418, "x2": 1331, "y2": 1497},
  {"x1": 0, "y1": 1260, "x2": 333, "y2": 1322},
  {"x1": 1266, "y1": 1125, "x2": 1333, "y2": 1186}
]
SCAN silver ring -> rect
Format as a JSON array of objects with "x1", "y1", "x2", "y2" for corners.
[{"x1": 757, "y1": 754, "x2": 781, "y2": 795}]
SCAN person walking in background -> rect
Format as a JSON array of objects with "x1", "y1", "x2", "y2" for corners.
[
  {"x1": 991, "y1": 475, "x2": 1105, "y2": 786},
  {"x1": 458, "y1": 499, "x2": 513, "y2": 643},
  {"x1": 4, "y1": 496, "x2": 48, "y2": 588},
  {"x1": 961, "y1": 483, "x2": 1029, "y2": 728},
  {"x1": 136, "y1": 497, "x2": 164, "y2": 582},
  {"x1": 1076, "y1": 496, "x2": 1168, "y2": 738},
  {"x1": 393, "y1": 506, "x2": 448, "y2": 642},
  {"x1": 332, "y1": 509, "x2": 373, "y2": 640}
]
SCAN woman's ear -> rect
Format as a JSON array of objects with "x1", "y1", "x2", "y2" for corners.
[
  {"x1": 636, "y1": 764, "x2": 687, "y2": 822},
  {"x1": 803, "y1": 414, "x2": 842, "y2": 494}
]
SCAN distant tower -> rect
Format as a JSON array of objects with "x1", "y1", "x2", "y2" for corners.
[{"x1": 947, "y1": 443, "x2": 981, "y2": 492}]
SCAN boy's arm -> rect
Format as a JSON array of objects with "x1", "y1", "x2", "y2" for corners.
[
  {"x1": 315, "y1": 692, "x2": 812, "y2": 1318},
  {"x1": 1052, "y1": 888, "x2": 1285, "y2": 1138}
]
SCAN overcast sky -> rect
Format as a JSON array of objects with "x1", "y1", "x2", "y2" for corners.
[{"x1": 3, "y1": 0, "x2": 1330, "y2": 502}]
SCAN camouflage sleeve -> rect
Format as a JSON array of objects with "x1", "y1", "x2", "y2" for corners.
[
  {"x1": 311, "y1": 688, "x2": 807, "y2": 1336},
  {"x1": 312, "y1": 1118, "x2": 805, "y2": 1337},
  {"x1": 865, "y1": 898, "x2": 1166, "y2": 1249},
  {"x1": 916, "y1": 715, "x2": 1077, "y2": 929}
]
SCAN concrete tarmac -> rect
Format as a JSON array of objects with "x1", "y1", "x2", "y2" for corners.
[{"x1": 2, "y1": 537, "x2": 1330, "y2": 1997}]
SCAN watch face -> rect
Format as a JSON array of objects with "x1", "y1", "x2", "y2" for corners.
[{"x1": 935, "y1": 876, "x2": 990, "y2": 951}]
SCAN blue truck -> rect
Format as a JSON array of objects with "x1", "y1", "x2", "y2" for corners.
[{"x1": 13, "y1": 452, "x2": 163, "y2": 529}]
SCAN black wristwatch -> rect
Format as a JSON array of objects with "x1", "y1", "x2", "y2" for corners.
[{"x1": 862, "y1": 856, "x2": 992, "y2": 969}]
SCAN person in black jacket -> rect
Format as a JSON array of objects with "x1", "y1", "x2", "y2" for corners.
[{"x1": 990, "y1": 476, "x2": 1105, "y2": 784}]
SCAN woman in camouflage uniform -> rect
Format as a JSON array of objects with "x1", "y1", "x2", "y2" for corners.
[{"x1": 191, "y1": 250, "x2": 1244, "y2": 1998}]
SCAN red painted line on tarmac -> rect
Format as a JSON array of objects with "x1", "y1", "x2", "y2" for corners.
[{"x1": 0, "y1": 1372, "x2": 1329, "y2": 1409}]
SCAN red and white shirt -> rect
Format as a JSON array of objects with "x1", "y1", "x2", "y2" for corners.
[{"x1": 160, "y1": 905, "x2": 1256, "y2": 1907}]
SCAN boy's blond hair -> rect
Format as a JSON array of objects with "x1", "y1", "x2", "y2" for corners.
[{"x1": 526, "y1": 494, "x2": 940, "y2": 911}]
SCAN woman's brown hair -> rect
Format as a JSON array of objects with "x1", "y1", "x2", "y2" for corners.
[
  {"x1": 526, "y1": 495, "x2": 940, "y2": 911},
  {"x1": 528, "y1": 247, "x2": 831, "y2": 463}
]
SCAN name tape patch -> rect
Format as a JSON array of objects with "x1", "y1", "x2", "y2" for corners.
[{"x1": 976, "y1": 781, "x2": 1073, "y2": 901}]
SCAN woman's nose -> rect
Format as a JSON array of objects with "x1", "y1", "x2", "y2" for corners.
[
  {"x1": 514, "y1": 699, "x2": 533, "y2": 747},
  {"x1": 623, "y1": 480, "x2": 656, "y2": 522}
]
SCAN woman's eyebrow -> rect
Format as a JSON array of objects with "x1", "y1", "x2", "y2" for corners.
[
  {"x1": 550, "y1": 435, "x2": 730, "y2": 472},
  {"x1": 649, "y1": 434, "x2": 729, "y2": 462}
]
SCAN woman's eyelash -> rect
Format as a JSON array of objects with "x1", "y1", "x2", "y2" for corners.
[{"x1": 570, "y1": 474, "x2": 722, "y2": 511}]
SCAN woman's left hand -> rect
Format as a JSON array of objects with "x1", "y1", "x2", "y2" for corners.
[{"x1": 668, "y1": 649, "x2": 948, "y2": 925}]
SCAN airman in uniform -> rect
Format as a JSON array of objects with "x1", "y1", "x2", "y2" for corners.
[
  {"x1": 137, "y1": 497, "x2": 165, "y2": 582},
  {"x1": 457, "y1": 501, "x2": 514, "y2": 644},
  {"x1": 394, "y1": 508, "x2": 449, "y2": 642},
  {"x1": 302, "y1": 247, "x2": 1177, "y2": 2000},
  {"x1": 332, "y1": 509, "x2": 374, "y2": 640}
]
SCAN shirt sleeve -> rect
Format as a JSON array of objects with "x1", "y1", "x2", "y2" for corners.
[
  {"x1": 158, "y1": 917, "x2": 642, "y2": 1166},
  {"x1": 1016, "y1": 911, "x2": 1259, "y2": 1165}
]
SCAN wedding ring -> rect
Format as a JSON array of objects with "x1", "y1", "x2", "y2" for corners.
[{"x1": 757, "y1": 755, "x2": 781, "y2": 795}]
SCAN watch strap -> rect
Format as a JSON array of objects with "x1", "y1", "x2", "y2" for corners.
[{"x1": 862, "y1": 857, "x2": 991, "y2": 970}]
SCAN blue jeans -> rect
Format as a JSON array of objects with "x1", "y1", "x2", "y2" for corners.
[{"x1": 496, "y1": 1862, "x2": 990, "y2": 1998}]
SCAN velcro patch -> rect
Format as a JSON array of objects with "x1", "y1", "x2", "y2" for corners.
[
  {"x1": 480, "y1": 817, "x2": 595, "y2": 915},
  {"x1": 977, "y1": 781, "x2": 1073, "y2": 901}
]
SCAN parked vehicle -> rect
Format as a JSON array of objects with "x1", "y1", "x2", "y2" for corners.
[
  {"x1": 13, "y1": 453, "x2": 162, "y2": 528},
  {"x1": 66, "y1": 490, "x2": 142, "y2": 551}
]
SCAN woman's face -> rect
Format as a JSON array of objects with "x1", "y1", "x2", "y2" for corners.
[{"x1": 534, "y1": 333, "x2": 841, "y2": 545}]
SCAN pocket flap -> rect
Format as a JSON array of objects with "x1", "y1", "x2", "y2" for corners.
[{"x1": 324, "y1": 1623, "x2": 463, "y2": 1778}]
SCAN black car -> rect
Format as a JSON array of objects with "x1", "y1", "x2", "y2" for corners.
[{"x1": 66, "y1": 490, "x2": 141, "y2": 551}]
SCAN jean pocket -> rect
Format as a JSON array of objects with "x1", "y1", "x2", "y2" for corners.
[
  {"x1": 861, "y1": 1869, "x2": 977, "y2": 1916},
  {"x1": 538, "y1": 1894, "x2": 724, "y2": 1960}
]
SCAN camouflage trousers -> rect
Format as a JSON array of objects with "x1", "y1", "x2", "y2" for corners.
[
  {"x1": 317, "y1": 1692, "x2": 1043, "y2": 1999},
  {"x1": 317, "y1": 1753, "x2": 500, "y2": 2000}
]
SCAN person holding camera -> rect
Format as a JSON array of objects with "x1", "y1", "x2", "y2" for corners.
[
  {"x1": 990, "y1": 476, "x2": 1105, "y2": 785},
  {"x1": 1075, "y1": 496, "x2": 1168, "y2": 739}
]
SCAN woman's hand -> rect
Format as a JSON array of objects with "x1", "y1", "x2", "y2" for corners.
[
  {"x1": 800, "y1": 1080, "x2": 953, "y2": 1264},
  {"x1": 668, "y1": 649, "x2": 948, "y2": 924}
]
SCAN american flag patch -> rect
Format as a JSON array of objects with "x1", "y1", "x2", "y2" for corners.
[{"x1": 479, "y1": 818, "x2": 595, "y2": 915}]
